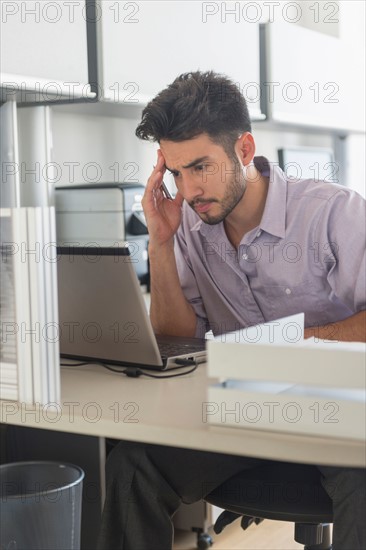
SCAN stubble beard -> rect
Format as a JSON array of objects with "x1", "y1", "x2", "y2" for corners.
[{"x1": 195, "y1": 159, "x2": 247, "y2": 225}]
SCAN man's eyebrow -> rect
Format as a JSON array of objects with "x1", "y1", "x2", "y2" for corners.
[
  {"x1": 165, "y1": 156, "x2": 211, "y2": 173},
  {"x1": 183, "y1": 156, "x2": 211, "y2": 169},
  {"x1": 164, "y1": 164, "x2": 176, "y2": 174}
]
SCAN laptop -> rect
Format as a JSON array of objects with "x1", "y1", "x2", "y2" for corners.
[{"x1": 57, "y1": 246, "x2": 206, "y2": 370}]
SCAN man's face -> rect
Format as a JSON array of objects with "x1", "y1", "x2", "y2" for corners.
[{"x1": 160, "y1": 133, "x2": 246, "y2": 225}]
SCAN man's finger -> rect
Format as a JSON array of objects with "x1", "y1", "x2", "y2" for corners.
[
  {"x1": 174, "y1": 192, "x2": 184, "y2": 208},
  {"x1": 143, "y1": 169, "x2": 164, "y2": 210}
]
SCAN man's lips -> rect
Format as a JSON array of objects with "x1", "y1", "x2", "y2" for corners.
[{"x1": 194, "y1": 201, "x2": 214, "y2": 213}]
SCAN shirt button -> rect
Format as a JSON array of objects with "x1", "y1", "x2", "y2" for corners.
[
  {"x1": 242, "y1": 254, "x2": 248, "y2": 260},
  {"x1": 256, "y1": 230, "x2": 262, "y2": 238},
  {"x1": 285, "y1": 288, "x2": 292, "y2": 295}
]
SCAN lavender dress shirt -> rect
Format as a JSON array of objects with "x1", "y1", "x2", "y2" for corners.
[{"x1": 174, "y1": 157, "x2": 366, "y2": 337}]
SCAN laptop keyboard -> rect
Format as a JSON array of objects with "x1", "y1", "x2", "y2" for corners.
[{"x1": 156, "y1": 337, "x2": 206, "y2": 359}]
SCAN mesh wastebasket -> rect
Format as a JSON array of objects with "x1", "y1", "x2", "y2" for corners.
[{"x1": 0, "y1": 461, "x2": 85, "y2": 550}]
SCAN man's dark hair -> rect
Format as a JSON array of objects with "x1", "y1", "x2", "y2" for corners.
[{"x1": 135, "y1": 71, "x2": 252, "y2": 157}]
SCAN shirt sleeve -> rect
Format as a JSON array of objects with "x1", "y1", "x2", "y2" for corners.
[
  {"x1": 174, "y1": 224, "x2": 210, "y2": 338},
  {"x1": 318, "y1": 188, "x2": 366, "y2": 313}
]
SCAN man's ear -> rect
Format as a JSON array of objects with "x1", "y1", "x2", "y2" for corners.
[{"x1": 235, "y1": 133, "x2": 256, "y2": 166}]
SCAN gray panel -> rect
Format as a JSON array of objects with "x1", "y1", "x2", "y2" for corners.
[{"x1": 0, "y1": 102, "x2": 19, "y2": 208}]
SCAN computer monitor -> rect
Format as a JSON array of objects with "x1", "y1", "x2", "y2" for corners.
[{"x1": 278, "y1": 147, "x2": 338, "y2": 184}]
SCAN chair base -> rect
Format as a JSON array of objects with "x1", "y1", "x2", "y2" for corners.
[
  {"x1": 296, "y1": 522, "x2": 332, "y2": 550},
  {"x1": 213, "y1": 511, "x2": 332, "y2": 550}
]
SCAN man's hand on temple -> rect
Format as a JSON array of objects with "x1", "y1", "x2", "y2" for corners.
[{"x1": 142, "y1": 150, "x2": 184, "y2": 249}]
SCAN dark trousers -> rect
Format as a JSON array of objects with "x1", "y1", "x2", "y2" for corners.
[{"x1": 97, "y1": 440, "x2": 366, "y2": 550}]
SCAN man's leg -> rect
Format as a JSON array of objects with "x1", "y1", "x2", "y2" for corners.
[
  {"x1": 97, "y1": 440, "x2": 266, "y2": 550},
  {"x1": 318, "y1": 465, "x2": 366, "y2": 550}
]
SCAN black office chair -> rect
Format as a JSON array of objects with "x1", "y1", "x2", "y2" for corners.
[{"x1": 203, "y1": 462, "x2": 333, "y2": 550}]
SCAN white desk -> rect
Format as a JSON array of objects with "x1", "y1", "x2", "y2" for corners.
[{"x1": 1, "y1": 364, "x2": 365, "y2": 468}]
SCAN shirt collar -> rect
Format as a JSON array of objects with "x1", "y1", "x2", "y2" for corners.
[{"x1": 190, "y1": 157, "x2": 288, "y2": 240}]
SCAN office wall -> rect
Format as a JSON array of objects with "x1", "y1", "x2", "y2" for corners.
[
  {"x1": 50, "y1": 110, "x2": 155, "y2": 190},
  {"x1": 49, "y1": 0, "x2": 365, "y2": 201},
  {"x1": 49, "y1": 109, "x2": 365, "y2": 197}
]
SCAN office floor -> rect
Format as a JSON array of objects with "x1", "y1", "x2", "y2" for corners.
[{"x1": 173, "y1": 519, "x2": 304, "y2": 549}]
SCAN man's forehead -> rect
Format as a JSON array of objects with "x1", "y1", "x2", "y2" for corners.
[{"x1": 160, "y1": 135, "x2": 223, "y2": 169}]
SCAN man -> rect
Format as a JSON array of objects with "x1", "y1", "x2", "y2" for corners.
[{"x1": 97, "y1": 71, "x2": 366, "y2": 550}]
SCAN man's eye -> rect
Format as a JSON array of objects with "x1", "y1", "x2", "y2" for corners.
[{"x1": 194, "y1": 165, "x2": 204, "y2": 172}]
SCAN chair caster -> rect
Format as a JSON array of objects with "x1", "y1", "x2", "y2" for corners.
[{"x1": 196, "y1": 532, "x2": 213, "y2": 549}]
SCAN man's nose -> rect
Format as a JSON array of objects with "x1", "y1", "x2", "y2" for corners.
[{"x1": 179, "y1": 174, "x2": 205, "y2": 203}]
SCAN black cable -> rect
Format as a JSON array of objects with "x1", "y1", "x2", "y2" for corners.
[
  {"x1": 60, "y1": 359, "x2": 198, "y2": 378},
  {"x1": 60, "y1": 361, "x2": 91, "y2": 366},
  {"x1": 134, "y1": 365, "x2": 198, "y2": 378}
]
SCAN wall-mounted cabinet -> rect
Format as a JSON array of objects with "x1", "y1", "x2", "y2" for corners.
[
  {"x1": 0, "y1": 0, "x2": 94, "y2": 102},
  {"x1": 96, "y1": 0, "x2": 265, "y2": 121},
  {"x1": 262, "y1": 19, "x2": 364, "y2": 133}
]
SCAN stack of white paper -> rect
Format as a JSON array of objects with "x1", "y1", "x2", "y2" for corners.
[
  {"x1": 206, "y1": 314, "x2": 366, "y2": 440},
  {"x1": 0, "y1": 207, "x2": 60, "y2": 405}
]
